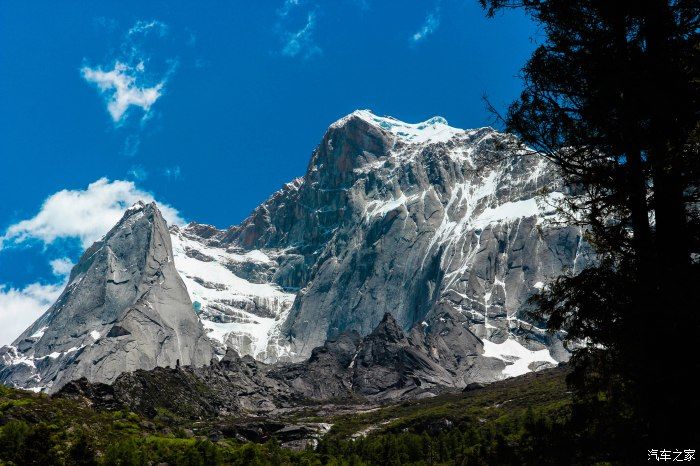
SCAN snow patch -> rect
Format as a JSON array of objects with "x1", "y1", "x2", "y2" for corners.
[
  {"x1": 364, "y1": 192, "x2": 425, "y2": 221},
  {"x1": 334, "y1": 110, "x2": 464, "y2": 144},
  {"x1": 482, "y1": 338, "x2": 557, "y2": 377},
  {"x1": 471, "y1": 192, "x2": 565, "y2": 229},
  {"x1": 30, "y1": 326, "x2": 48, "y2": 339},
  {"x1": 2, "y1": 346, "x2": 37, "y2": 368},
  {"x1": 171, "y1": 233, "x2": 288, "y2": 301},
  {"x1": 171, "y1": 229, "x2": 296, "y2": 362},
  {"x1": 203, "y1": 315, "x2": 278, "y2": 360}
]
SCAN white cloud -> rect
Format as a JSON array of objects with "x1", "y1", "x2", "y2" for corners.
[
  {"x1": 282, "y1": 12, "x2": 322, "y2": 58},
  {"x1": 0, "y1": 178, "x2": 184, "y2": 251},
  {"x1": 49, "y1": 258, "x2": 74, "y2": 277},
  {"x1": 81, "y1": 61, "x2": 165, "y2": 123},
  {"x1": 411, "y1": 7, "x2": 440, "y2": 43},
  {"x1": 0, "y1": 282, "x2": 63, "y2": 346},
  {"x1": 82, "y1": 19, "x2": 175, "y2": 125},
  {"x1": 127, "y1": 20, "x2": 168, "y2": 37}
]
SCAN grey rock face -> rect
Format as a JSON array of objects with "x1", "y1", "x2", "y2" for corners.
[
  {"x1": 58, "y1": 350, "x2": 300, "y2": 419},
  {"x1": 180, "y1": 110, "x2": 590, "y2": 382},
  {"x1": 276, "y1": 113, "x2": 584, "y2": 363},
  {"x1": 268, "y1": 331, "x2": 362, "y2": 399},
  {"x1": 348, "y1": 313, "x2": 456, "y2": 399},
  {"x1": 0, "y1": 202, "x2": 214, "y2": 393},
  {"x1": 271, "y1": 312, "x2": 512, "y2": 398}
]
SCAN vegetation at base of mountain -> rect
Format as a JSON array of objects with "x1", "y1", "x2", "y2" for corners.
[
  {"x1": 316, "y1": 366, "x2": 576, "y2": 465},
  {"x1": 1, "y1": 366, "x2": 609, "y2": 465},
  {"x1": 1, "y1": 381, "x2": 315, "y2": 466}
]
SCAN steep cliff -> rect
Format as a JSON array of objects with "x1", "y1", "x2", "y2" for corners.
[{"x1": 178, "y1": 111, "x2": 588, "y2": 382}]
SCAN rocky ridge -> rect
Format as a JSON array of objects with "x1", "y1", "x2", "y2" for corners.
[{"x1": 59, "y1": 313, "x2": 488, "y2": 417}]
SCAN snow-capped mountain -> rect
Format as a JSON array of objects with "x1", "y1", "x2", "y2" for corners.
[
  {"x1": 0, "y1": 110, "x2": 590, "y2": 393},
  {"x1": 171, "y1": 110, "x2": 589, "y2": 380}
]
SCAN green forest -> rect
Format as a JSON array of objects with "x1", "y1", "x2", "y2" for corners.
[{"x1": 2, "y1": 368, "x2": 580, "y2": 465}]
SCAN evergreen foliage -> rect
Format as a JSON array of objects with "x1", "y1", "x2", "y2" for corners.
[{"x1": 480, "y1": 0, "x2": 700, "y2": 456}]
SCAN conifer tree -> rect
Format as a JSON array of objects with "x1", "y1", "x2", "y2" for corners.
[{"x1": 480, "y1": 0, "x2": 699, "y2": 455}]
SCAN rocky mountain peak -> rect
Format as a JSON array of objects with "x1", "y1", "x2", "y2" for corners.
[
  {"x1": 366, "y1": 312, "x2": 406, "y2": 344},
  {"x1": 147, "y1": 112, "x2": 586, "y2": 383},
  {"x1": 0, "y1": 201, "x2": 214, "y2": 393},
  {"x1": 330, "y1": 110, "x2": 469, "y2": 145}
]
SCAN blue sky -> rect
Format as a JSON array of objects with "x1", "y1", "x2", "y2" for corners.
[{"x1": 0, "y1": 1, "x2": 537, "y2": 343}]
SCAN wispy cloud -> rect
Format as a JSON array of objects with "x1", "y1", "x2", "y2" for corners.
[
  {"x1": 0, "y1": 178, "x2": 183, "y2": 251},
  {"x1": 82, "y1": 19, "x2": 176, "y2": 128},
  {"x1": 128, "y1": 20, "x2": 168, "y2": 37},
  {"x1": 281, "y1": 11, "x2": 322, "y2": 58},
  {"x1": 186, "y1": 31, "x2": 197, "y2": 47},
  {"x1": 411, "y1": 6, "x2": 441, "y2": 43},
  {"x1": 93, "y1": 16, "x2": 118, "y2": 33},
  {"x1": 128, "y1": 165, "x2": 149, "y2": 181},
  {"x1": 276, "y1": 1, "x2": 322, "y2": 59},
  {"x1": 351, "y1": 0, "x2": 370, "y2": 11},
  {"x1": 81, "y1": 62, "x2": 164, "y2": 123},
  {"x1": 278, "y1": 0, "x2": 300, "y2": 17},
  {"x1": 121, "y1": 134, "x2": 141, "y2": 157}
]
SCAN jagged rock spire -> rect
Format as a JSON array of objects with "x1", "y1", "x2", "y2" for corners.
[{"x1": 0, "y1": 202, "x2": 214, "y2": 393}]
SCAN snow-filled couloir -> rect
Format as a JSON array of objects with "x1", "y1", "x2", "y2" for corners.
[{"x1": 170, "y1": 226, "x2": 295, "y2": 362}]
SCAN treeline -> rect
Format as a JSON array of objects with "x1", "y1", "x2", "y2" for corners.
[
  {"x1": 316, "y1": 411, "x2": 574, "y2": 466},
  {"x1": 0, "y1": 364, "x2": 645, "y2": 465},
  {"x1": 1, "y1": 363, "x2": 582, "y2": 465},
  {"x1": 0, "y1": 411, "x2": 579, "y2": 466}
]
